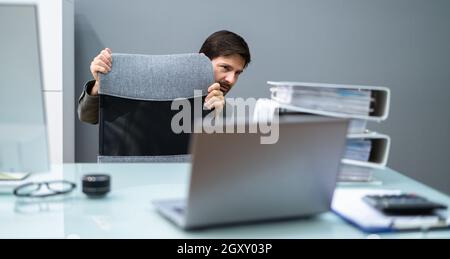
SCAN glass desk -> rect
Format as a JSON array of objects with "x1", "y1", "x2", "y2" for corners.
[{"x1": 1, "y1": 163, "x2": 449, "y2": 238}]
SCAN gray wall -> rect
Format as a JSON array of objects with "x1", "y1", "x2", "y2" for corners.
[{"x1": 75, "y1": 0, "x2": 450, "y2": 194}]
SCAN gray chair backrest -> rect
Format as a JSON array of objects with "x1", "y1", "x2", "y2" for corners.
[{"x1": 98, "y1": 53, "x2": 214, "y2": 163}]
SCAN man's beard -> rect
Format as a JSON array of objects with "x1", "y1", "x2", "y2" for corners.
[{"x1": 218, "y1": 80, "x2": 232, "y2": 94}]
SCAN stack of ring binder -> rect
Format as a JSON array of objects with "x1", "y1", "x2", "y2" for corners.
[{"x1": 254, "y1": 81, "x2": 391, "y2": 183}]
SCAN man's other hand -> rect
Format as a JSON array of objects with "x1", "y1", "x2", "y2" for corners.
[
  {"x1": 204, "y1": 83, "x2": 225, "y2": 113},
  {"x1": 89, "y1": 48, "x2": 112, "y2": 96}
]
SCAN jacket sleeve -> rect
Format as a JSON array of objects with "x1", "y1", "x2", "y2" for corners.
[{"x1": 77, "y1": 80, "x2": 99, "y2": 124}]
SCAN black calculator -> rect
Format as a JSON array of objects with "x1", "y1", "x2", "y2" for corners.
[{"x1": 363, "y1": 193, "x2": 447, "y2": 215}]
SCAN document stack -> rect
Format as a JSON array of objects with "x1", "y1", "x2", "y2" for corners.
[{"x1": 255, "y1": 81, "x2": 391, "y2": 183}]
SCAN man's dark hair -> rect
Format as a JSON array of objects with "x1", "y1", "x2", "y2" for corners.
[{"x1": 199, "y1": 30, "x2": 251, "y2": 68}]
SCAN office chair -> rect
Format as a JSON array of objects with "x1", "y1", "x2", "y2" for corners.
[{"x1": 98, "y1": 53, "x2": 214, "y2": 163}]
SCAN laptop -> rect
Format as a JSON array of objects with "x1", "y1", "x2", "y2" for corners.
[
  {"x1": 153, "y1": 115, "x2": 349, "y2": 229},
  {"x1": 1, "y1": 4, "x2": 50, "y2": 192}
]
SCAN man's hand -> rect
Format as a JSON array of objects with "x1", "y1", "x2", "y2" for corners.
[
  {"x1": 89, "y1": 48, "x2": 112, "y2": 96},
  {"x1": 204, "y1": 83, "x2": 225, "y2": 114}
]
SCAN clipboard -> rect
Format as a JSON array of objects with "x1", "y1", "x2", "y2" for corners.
[{"x1": 332, "y1": 189, "x2": 450, "y2": 233}]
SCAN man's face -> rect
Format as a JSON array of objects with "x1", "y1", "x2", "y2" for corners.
[{"x1": 211, "y1": 54, "x2": 245, "y2": 95}]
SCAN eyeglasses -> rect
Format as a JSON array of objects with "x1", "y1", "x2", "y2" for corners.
[{"x1": 13, "y1": 181, "x2": 76, "y2": 198}]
